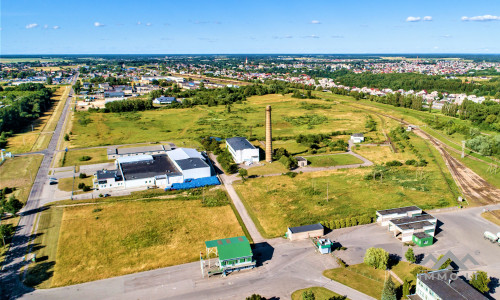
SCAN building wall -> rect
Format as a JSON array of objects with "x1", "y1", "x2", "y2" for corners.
[
  {"x1": 182, "y1": 167, "x2": 211, "y2": 180},
  {"x1": 351, "y1": 136, "x2": 364, "y2": 143},
  {"x1": 287, "y1": 229, "x2": 323, "y2": 241}
]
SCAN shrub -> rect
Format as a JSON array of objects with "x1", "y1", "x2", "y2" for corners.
[
  {"x1": 78, "y1": 183, "x2": 86, "y2": 189},
  {"x1": 82, "y1": 185, "x2": 91, "y2": 192},
  {"x1": 79, "y1": 155, "x2": 91, "y2": 161},
  {"x1": 79, "y1": 173, "x2": 87, "y2": 179},
  {"x1": 405, "y1": 159, "x2": 417, "y2": 166},
  {"x1": 335, "y1": 256, "x2": 348, "y2": 268},
  {"x1": 386, "y1": 160, "x2": 403, "y2": 167}
]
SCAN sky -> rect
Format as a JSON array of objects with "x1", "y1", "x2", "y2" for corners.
[{"x1": 1, "y1": 0, "x2": 500, "y2": 54}]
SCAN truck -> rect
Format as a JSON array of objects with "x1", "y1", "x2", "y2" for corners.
[{"x1": 484, "y1": 231, "x2": 498, "y2": 243}]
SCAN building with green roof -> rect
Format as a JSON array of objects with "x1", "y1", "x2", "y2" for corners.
[{"x1": 204, "y1": 236, "x2": 255, "y2": 275}]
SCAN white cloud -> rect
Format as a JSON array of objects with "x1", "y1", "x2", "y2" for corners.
[
  {"x1": 440, "y1": 34, "x2": 452, "y2": 38},
  {"x1": 461, "y1": 15, "x2": 500, "y2": 21},
  {"x1": 53, "y1": 25, "x2": 60, "y2": 30},
  {"x1": 43, "y1": 24, "x2": 49, "y2": 29},
  {"x1": 310, "y1": 20, "x2": 321, "y2": 24},
  {"x1": 94, "y1": 22, "x2": 105, "y2": 27},
  {"x1": 137, "y1": 21, "x2": 141, "y2": 25},
  {"x1": 25, "y1": 23, "x2": 38, "y2": 29},
  {"x1": 406, "y1": 16, "x2": 421, "y2": 22},
  {"x1": 423, "y1": 16, "x2": 433, "y2": 21},
  {"x1": 145, "y1": 22, "x2": 152, "y2": 26},
  {"x1": 303, "y1": 34, "x2": 320, "y2": 39}
]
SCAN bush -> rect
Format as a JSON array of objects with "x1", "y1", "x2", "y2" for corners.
[
  {"x1": 283, "y1": 171, "x2": 297, "y2": 178},
  {"x1": 405, "y1": 159, "x2": 417, "y2": 166},
  {"x1": 386, "y1": 160, "x2": 403, "y2": 167},
  {"x1": 364, "y1": 247, "x2": 389, "y2": 270},
  {"x1": 82, "y1": 185, "x2": 91, "y2": 192},
  {"x1": 78, "y1": 183, "x2": 86, "y2": 189},
  {"x1": 79, "y1": 155, "x2": 91, "y2": 161},
  {"x1": 79, "y1": 173, "x2": 87, "y2": 179},
  {"x1": 335, "y1": 256, "x2": 348, "y2": 268}
]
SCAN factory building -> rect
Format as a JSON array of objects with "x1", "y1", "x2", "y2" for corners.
[
  {"x1": 95, "y1": 148, "x2": 212, "y2": 190},
  {"x1": 226, "y1": 137, "x2": 260, "y2": 164}
]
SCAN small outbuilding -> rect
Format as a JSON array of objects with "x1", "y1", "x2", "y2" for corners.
[
  {"x1": 204, "y1": 236, "x2": 255, "y2": 276},
  {"x1": 412, "y1": 232, "x2": 434, "y2": 247},
  {"x1": 226, "y1": 137, "x2": 260, "y2": 164},
  {"x1": 153, "y1": 96, "x2": 177, "y2": 105},
  {"x1": 350, "y1": 133, "x2": 365, "y2": 143},
  {"x1": 286, "y1": 223, "x2": 324, "y2": 241},
  {"x1": 296, "y1": 156, "x2": 308, "y2": 167}
]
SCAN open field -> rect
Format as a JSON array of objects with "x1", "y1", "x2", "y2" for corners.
[
  {"x1": 323, "y1": 264, "x2": 390, "y2": 299},
  {"x1": 24, "y1": 207, "x2": 64, "y2": 288},
  {"x1": 38, "y1": 197, "x2": 243, "y2": 287},
  {"x1": 68, "y1": 94, "x2": 388, "y2": 151},
  {"x1": 57, "y1": 176, "x2": 93, "y2": 192},
  {"x1": 58, "y1": 148, "x2": 110, "y2": 168},
  {"x1": 353, "y1": 146, "x2": 412, "y2": 164},
  {"x1": 5, "y1": 86, "x2": 70, "y2": 154},
  {"x1": 306, "y1": 154, "x2": 363, "y2": 167},
  {"x1": 482, "y1": 209, "x2": 500, "y2": 226},
  {"x1": 291, "y1": 287, "x2": 347, "y2": 300},
  {"x1": 0, "y1": 155, "x2": 43, "y2": 203},
  {"x1": 247, "y1": 161, "x2": 289, "y2": 176}
]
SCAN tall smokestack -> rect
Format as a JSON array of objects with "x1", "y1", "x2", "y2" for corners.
[{"x1": 266, "y1": 105, "x2": 272, "y2": 162}]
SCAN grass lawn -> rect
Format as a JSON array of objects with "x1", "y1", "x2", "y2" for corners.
[
  {"x1": 48, "y1": 198, "x2": 244, "y2": 287},
  {"x1": 247, "y1": 161, "x2": 289, "y2": 176},
  {"x1": 353, "y1": 145, "x2": 413, "y2": 165},
  {"x1": 391, "y1": 261, "x2": 421, "y2": 284},
  {"x1": 323, "y1": 264, "x2": 390, "y2": 299},
  {"x1": 0, "y1": 215, "x2": 20, "y2": 265},
  {"x1": 291, "y1": 287, "x2": 348, "y2": 300},
  {"x1": 272, "y1": 140, "x2": 310, "y2": 156},
  {"x1": 0, "y1": 155, "x2": 43, "y2": 203},
  {"x1": 57, "y1": 176, "x2": 93, "y2": 192},
  {"x1": 481, "y1": 209, "x2": 500, "y2": 226},
  {"x1": 306, "y1": 154, "x2": 363, "y2": 167},
  {"x1": 59, "y1": 148, "x2": 111, "y2": 167},
  {"x1": 24, "y1": 207, "x2": 64, "y2": 288}
]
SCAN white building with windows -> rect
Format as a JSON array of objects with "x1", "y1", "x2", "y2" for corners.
[{"x1": 226, "y1": 137, "x2": 260, "y2": 164}]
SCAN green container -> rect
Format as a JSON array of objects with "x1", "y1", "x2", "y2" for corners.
[{"x1": 412, "y1": 232, "x2": 434, "y2": 247}]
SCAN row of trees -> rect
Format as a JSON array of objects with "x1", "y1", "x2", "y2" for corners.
[
  {"x1": 320, "y1": 215, "x2": 374, "y2": 230},
  {"x1": 0, "y1": 83, "x2": 53, "y2": 136},
  {"x1": 103, "y1": 98, "x2": 153, "y2": 113}
]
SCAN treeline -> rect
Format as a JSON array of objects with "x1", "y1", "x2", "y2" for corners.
[
  {"x1": 326, "y1": 70, "x2": 500, "y2": 97},
  {"x1": 442, "y1": 100, "x2": 500, "y2": 132},
  {"x1": 103, "y1": 98, "x2": 153, "y2": 113},
  {"x1": 330, "y1": 87, "x2": 424, "y2": 111},
  {"x1": 320, "y1": 214, "x2": 374, "y2": 230},
  {"x1": 0, "y1": 83, "x2": 53, "y2": 138}
]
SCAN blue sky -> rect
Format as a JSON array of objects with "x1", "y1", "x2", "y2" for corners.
[{"x1": 1, "y1": 0, "x2": 500, "y2": 54}]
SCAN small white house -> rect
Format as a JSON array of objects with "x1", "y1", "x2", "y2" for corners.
[
  {"x1": 226, "y1": 137, "x2": 260, "y2": 164},
  {"x1": 350, "y1": 133, "x2": 365, "y2": 143},
  {"x1": 153, "y1": 96, "x2": 177, "y2": 105}
]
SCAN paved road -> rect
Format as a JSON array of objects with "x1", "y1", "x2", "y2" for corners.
[{"x1": 0, "y1": 75, "x2": 78, "y2": 299}]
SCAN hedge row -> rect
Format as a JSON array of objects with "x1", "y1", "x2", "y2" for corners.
[{"x1": 320, "y1": 214, "x2": 374, "y2": 230}]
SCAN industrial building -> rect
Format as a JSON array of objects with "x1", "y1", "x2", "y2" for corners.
[
  {"x1": 296, "y1": 156, "x2": 308, "y2": 167},
  {"x1": 95, "y1": 148, "x2": 213, "y2": 190},
  {"x1": 107, "y1": 145, "x2": 172, "y2": 159},
  {"x1": 226, "y1": 137, "x2": 260, "y2": 164},
  {"x1": 204, "y1": 236, "x2": 255, "y2": 276},
  {"x1": 408, "y1": 270, "x2": 487, "y2": 300},
  {"x1": 377, "y1": 206, "x2": 437, "y2": 245},
  {"x1": 286, "y1": 223, "x2": 324, "y2": 241}
]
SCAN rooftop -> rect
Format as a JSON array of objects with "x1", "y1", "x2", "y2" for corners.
[
  {"x1": 119, "y1": 155, "x2": 181, "y2": 180},
  {"x1": 389, "y1": 214, "x2": 436, "y2": 225},
  {"x1": 288, "y1": 223, "x2": 323, "y2": 234},
  {"x1": 96, "y1": 169, "x2": 122, "y2": 180},
  {"x1": 175, "y1": 157, "x2": 210, "y2": 171},
  {"x1": 167, "y1": 148, "x2": 204, "y2": 161},
  {"x1": 377, "y1": 206, "x2": 422, "y2": 216},
  {"x1": 417, "y1": 270, "x2": 487, "y2": 300},
  {"x1": 296, "y1": 156, "x2": 307, "y2": 162},
  {"x1": 397, "y1": 220, "x2": 434, "y2": 231},
  {"x1": 116, "y1": 145, "x2": 165, "y2": 155},
  {"x1": 352, "y1": 133, "x2": 364, "y2": 137},
  {"x1": 413, "y1": 232, "x2": 431, "y2": 239},
  {"x1": 205, "y1": 236, "x2": 253, "y2": 261},
  {"x1": 226, "y1": 137, "x2": 256, "y2": 151}
]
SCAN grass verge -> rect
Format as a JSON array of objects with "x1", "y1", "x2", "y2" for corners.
[
  {"x1": 306, "y1": 154, "x2": 363, "y2": 167},
  {"x1": 291, "y1": 287, "x2": 348, "y2": 300}
]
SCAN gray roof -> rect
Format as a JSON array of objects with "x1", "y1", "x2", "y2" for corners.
[
  {"x1": 413, "y1": 232, "x2": 430, "y2": 239},
  {"x1": 288, "y1": 223, "x2": 323, "y2": 234},
  {"x1": 377, "y1": 206, "x2": 421, "y2": 216},
  {"x1": 397, "y1": 220, "x2": 434, "y2": 231},
  {"x1": 116, "y1": 145, "x2": 165, "y2": 155},
  {"x1": 352, "y1": 133, "x2": 364, "y2": 137},
  {"x1": 418, "y1": 270, "x2": 487, "y2": 300},
  {"x1": 175, "y1": 158, "x2": 209, "y2": 170},
  {"x1": 96, "y1": 169, "x2": 122, "y2": 180},
  {"x1": 296, "y1": 156, "x2": 307, "y2": 161},
  {"x1": 226, "y1": 137, "x2": 255, "y2": 151},
  {"x1": 120, "y1": 155, "x2": 180, "y2": 180},
  {"x1": 389, "y1": 214, "x2": 436, "y2": 225},
  {"x1": 154, "y1": 96, "x2": 176, "y2": 103}
]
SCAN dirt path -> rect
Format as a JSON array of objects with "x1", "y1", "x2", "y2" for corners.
[{"x1": 344, "y1": 103, "x2": 500, "y2": 205}]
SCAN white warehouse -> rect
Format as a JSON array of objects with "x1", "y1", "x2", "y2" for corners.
[{"x1": 226, "y1": 137, "x2": 260, "y2": 164}]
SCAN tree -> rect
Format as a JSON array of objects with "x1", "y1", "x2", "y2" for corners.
[
  {"x1": 302, "y1": 290, "x2": 315, "y2": 300},
  {"x1": 245, "y1": 294, "x2": 266, "y2": 300},
  {"x1": 238, "y1": 168, "x2": 248, "y2": 181},
  {"x1": 405, "y1": 247, "x2": 416, "y2": 264},
  {"x1": 46, "y1": 77, "x2": 53, "y2": 85},
  {"x1": 79, "y1": 173, "x2": 87, "y2": 179},
  {"x1": 78, "y1": 183, "x2": 86, "y2": 189},
  {"x1": 64, "y1": 134, "x2": 70, "y2": 141},
  {"x1": 0, "y1": 224, "x2": 15, "y2": 246},
  {"x1": 402, "y1": 279, "x2": 411, "y2": 298},
  {"x1": 470, "y1": 271, "x2": 490, "y2": 294},
  {"x1": 381, "y1": 276, "x2": 397, "y2": 300},
  {"x1": 364, "y1": 247, "x2": 389, "y2": 270},
  {"x1": 4, "y1": 196, "x2": 23, "y2": 214}
]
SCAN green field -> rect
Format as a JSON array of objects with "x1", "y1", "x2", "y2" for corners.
[
  {"x1": 33, "y1": 195, "x2": 244, "y2": 287},
  {"x1": 482, "y1": 209, "x2": 500, "y2": 226},
  {"x1": 57, "y1": 176, "x2": 93, "y2": 192},
  {"x1": 247, "y1": 161, "x2": 289, "y2": 176},
  {"x1": 59, "y1": 148, "x2": 111, "y2": 167},
  {"x1": 235, "y1": 130, "x2": 459, "y2": 238},
  {"x1": 306, "y1": 154, "x2": 363, "y2": 167},
  {"x1": 0, "y1": 155, "x2": 43, "y2": 203},
  {"x1": 291, "y1": 287, "x2": 348, "y2": 300},
  {"x1": 69, "y1": 94, "x2": 386, "y2": 152}
]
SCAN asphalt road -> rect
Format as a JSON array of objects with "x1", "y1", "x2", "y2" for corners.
[{"x1": 0, "y1": 74, "x2": 78, "y2": 299}]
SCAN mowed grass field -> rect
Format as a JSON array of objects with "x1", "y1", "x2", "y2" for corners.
[
  {"x1": 46, "y1": 199, "x2": 243, "y2": 287},
  {"x1": 58, "y1": 148, "x2": 110, "y2": 167},
  {"x1": 0, "y1": 155, "x2": 43, "y2": 203},
  {"x1": 291, "y1": 287, "x2": 348, "y2": 300},
  {"x1": 234, "y1": 131, "x2": 459, "y2": 238},
  {"x1": 482, "y1": 209, "x2": 500, "y2": 226},
  {"x1": 306, "y1": 154, "x2": 363, "y2": 167},
  {"x1": 68, "y1": 94, "x2": 385, "y2": 151},
  {"x1": 57, "y1": 176, "x2": 93, "y2": 192}
]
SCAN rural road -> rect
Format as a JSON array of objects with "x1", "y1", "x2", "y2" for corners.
[{"x1": 0, "y1": 73, "x2": 78, "y2": 299}]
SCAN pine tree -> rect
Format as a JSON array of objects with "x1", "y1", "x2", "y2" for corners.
[
  {"x1": 405, "y1": 247, "x2": 416, "y2": 264},
  {"x1": 381, "y1": 276, "x2": 397, "y2": 300}
]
